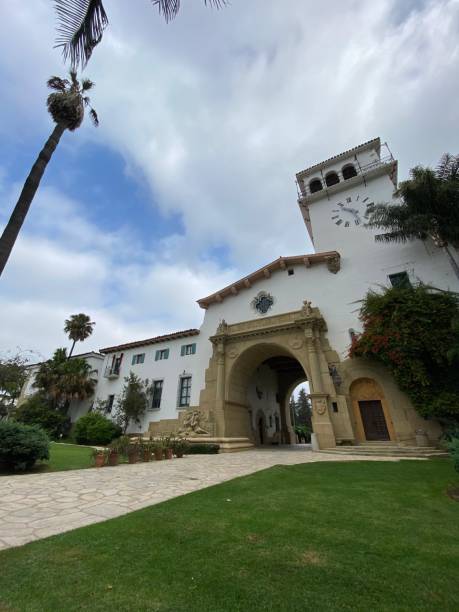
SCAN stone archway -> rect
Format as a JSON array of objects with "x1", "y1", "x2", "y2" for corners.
[{"x1": 197, "y1": 303, "x2": 349, "y2": 451}]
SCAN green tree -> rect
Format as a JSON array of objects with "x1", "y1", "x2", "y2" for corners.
[
  {"x1": 289, "y1": 396, "x2": 297, "y2": 427},
  {"x1": 54, "y1": 0, "x2": 227, "y2": 68},
  {"x1": 33, "y1": 348, "x2": 96, "y2": 411},
  {"x1": 64, "y1": 313, "x2": 95, "y2": 358},
  {"x1": 350, "y1": 284, "x2": 459, "y2": 424},
  {"x1": 0, "y1": 354, "x2": 28, "y2": 419},
  {"x1": 114, "y1": 373, "x2": 152, "y2": 433},
  {"x1": 366, "y1": 154, "x2": 459, "y2": 280},
  {"x1": 0, "y1": 72, "x2": 98, "y2": 277},
  {"x1": 295, "y1": 388, "x2": 312, "y2": 430}
]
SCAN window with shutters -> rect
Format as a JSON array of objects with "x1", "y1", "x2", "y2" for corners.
[
  {"x1": 131, "y1": 353, "x2": 145, "y2": 365},
  {"x1": 151, "y1": 380, "x2": 163, "y2": 409},
  {"x1": 181, "y1": 343, "x2": 196, "y2": 356},
  {"x1": 178, "y1": 376, "x2": 192, "y2": 407},
  {"x1": 155, "y1": 348, "x2": 169, "y2": 361}
]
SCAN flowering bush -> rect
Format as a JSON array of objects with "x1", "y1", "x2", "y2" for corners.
[{"x1": 350, "y1": 285, "x2": 459, "y2": 423}]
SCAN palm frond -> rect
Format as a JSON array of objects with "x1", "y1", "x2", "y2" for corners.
[
  {"x1": 47, "y1": 76, "x2": 70, "y2": 91},
  {"x1": 54, "y1": 0, "x2": 108, "y2": 69},
  {"x1": 81, "y1": 78, "x2": 94, "y2": 91},
  {"x1": 89, "y1": 108, "x2": 99, "y2": 127},
  {"x1": 151, "y1": 0, "x2": 227, "y2": 22},
  {"x1": 436, "y1": 153, "x2": 459, "y2": 181}
]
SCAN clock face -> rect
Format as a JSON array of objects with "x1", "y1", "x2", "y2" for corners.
[{"x1": 330, "y1": 194, "x2": 375, "y2": 228}]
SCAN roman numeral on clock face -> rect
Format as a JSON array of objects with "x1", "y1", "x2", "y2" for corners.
[{"x1": 336, "y1": 219, "x2": 343, "y2": 225}]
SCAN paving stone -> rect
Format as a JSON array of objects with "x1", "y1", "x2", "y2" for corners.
[{"x1": 0, "y1": 449, "x2": 409, "y2": 550}]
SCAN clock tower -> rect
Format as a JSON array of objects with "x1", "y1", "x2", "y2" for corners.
[{"x1": 296, "y1": 138, "x2": 398, "y2": 254}]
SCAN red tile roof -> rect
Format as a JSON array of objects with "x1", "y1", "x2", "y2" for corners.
[{"x1": 100, "y1": 329, "x2": 200, "y2": 354}]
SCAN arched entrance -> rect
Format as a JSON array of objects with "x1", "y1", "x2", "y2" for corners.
[
  {"x1": 350, "y1": 378, "x2": 395, "y2": 442},
  {"x1": 225, "y1": 343, "x2": 308, "y2": 445},
  {"x1": 197, "y1": 306, "x2": 346, "y2": 450}
]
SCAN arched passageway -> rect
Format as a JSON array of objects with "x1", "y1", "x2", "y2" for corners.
[{"x1": 226, "y1": 343, "x2": 309, "y2": 445}]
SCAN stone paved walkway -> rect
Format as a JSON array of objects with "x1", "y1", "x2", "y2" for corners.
[{"x1": 0, "y1": 448, "x2": 406, "y2": 550}]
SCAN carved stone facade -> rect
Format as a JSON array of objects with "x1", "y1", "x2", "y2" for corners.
[{"x1": 194, "y1": 304, "x2": 355, "y2": 450}]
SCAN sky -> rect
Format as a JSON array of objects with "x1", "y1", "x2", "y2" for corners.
[{"x1": 0, "y1": 0, "x2": 458, "y2": 361}]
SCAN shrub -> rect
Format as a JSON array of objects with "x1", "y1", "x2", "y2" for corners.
[
  {"x1": 0, "y1": 421, "x2": 49, "y2": 471},
  {"x1": 74, "y1": 412, "x2": 122, "y2": 445},
  {"x1": 350, "y1": 285, "x2": 459, "y2": 423},
  {"x1": 14, "y1": 394, "x2": 70, "y2": 439},
  {"x1": 186, "y1": 443, "x2": 220, "y2": 454},
  {"x1": 448, "y1": 438, "x2": 459, "y2": 473}
]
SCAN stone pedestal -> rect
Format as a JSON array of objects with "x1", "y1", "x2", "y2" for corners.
[{"x1": 310, "y1": 393, "x2": 336, "y2": 449}]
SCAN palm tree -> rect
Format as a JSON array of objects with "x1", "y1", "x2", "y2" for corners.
[
  {"x1": 64, "y1": 313, "x2": 95, "y2": 358},
  {"x1": 54, "y1": 0, "x2": 227, "y2": 68},
  {"x1": 366, "y1": 154, "x2": 459, "y2": 281},
  {"x1": 0, "y1": 72, "x2": 98, "y2": 277},
  {"x1": 34, "y1": 347, "x2": 97, "y2": 411}
]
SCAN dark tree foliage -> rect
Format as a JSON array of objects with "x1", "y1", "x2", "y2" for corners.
[
  {"x1": 0, "y1": 354, "x2": 28, "y2": 419},
  {"x1": 14, "y1": 394, "x2": 70, "y2": 440},
  {"x1": 350, "y1": 285, "x2": 459, "y2": 424},
  {"x1": 0, "y1": 421, "x2": 50, "y2": 471},
  {"x1": 33, "y1": 348, "x2": 96, "y2": 411},
  {"x1": 295, "y1": 388, "x2": 312, "y2": 430}
]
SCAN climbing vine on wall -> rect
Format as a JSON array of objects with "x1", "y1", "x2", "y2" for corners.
[{"x1": 350, "y1": 285, "x2": 459, "y2": 424}]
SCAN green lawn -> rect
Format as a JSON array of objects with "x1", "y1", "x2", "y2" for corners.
[
  {"x1": 0, "y1": 442, "x2": 93, "y2": 475},
  {"x1": 0, "y1": 460, "x2": 458, "y2": 611}
]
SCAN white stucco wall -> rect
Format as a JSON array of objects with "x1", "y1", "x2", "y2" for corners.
[
  {"x1": 94, "y1": 335, "x2": 203, "y2": 432},
  {"x1": 246, "y1": 364, "x2": 281, "y2": 440}
]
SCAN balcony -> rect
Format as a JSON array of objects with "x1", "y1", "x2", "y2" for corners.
[
  {"x1": 104, "y1": 365, "x2": 120, "y2": 379},
  {"x1": 298, "y1": 153, "x2": 396, "y2": 203}
]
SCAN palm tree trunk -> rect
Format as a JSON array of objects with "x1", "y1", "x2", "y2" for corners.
[
  {"x1": 443, "y1": 245, "x2": 459, "y2": 282},
  {"x1": 0, "y1": 123, "x2": 66, "y2": 277},
  {"x1": 68, "y1": 339, "x2": 77, "y2": 359}
]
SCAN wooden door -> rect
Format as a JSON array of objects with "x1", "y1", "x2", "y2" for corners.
[{"x1": 358, "y1": 400, "x2": 390, "y2": 441}]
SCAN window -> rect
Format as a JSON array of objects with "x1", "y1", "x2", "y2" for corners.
[
  {"x1": 151, "y1": 380, "x2": 163, "y2": 409},
  {"x1": 269, "y1": 415, "x2": 273, "y2": 428},
  {"x1": 178, "y1": 376, "x2": 192, "y2": 407},
  {"x1": 288, "y1": 268, "x2": 294, "y2": 276},
  {"x1": 388, "y1": 271, "x2": 411, "y2": 289},
  {"x1": 309, "y1": 178, "x2": 323, "y2": 194},
  {"x1": 131, "y1": 353, "x2": 145, "y2": 365},
  {"x1": 155, "y1": 348, "x2": 169, "y2": 361},
  {"x1": 181, "y1": 343, "x2": 196, "y2": 356},
  {"x1": 342, "y1": 164, "x2": 357, "y2": 180},
  {"x1": 106, "y1": 395, "x2": 115, "y2": 413},
  {"x1": 325, "y1": 171, "x2": 340, "y2": 187},
  {"x1": 275, "y1": 415, "x2": 280, "y2": 433},
  {"x1": 332, "y1": 402, "x2": 338, "y2": 413}
]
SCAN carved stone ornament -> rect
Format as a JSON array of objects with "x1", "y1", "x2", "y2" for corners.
[
  {"x1": 288, "y1": 335, "x2": 304, "y2": 350},
  {"x1": 227, "y1": 348, "x2": 239, "y2": 359},
  {"x1": 216, "y1": 319, "x2": 228, "y2": 334},
  {"x1": 301, "y1": 300, "x2": 313, "y2": 316},
  {"x1": 326, "y1": 255, "x2": 341, "y2": 274},
  {"x1": 314, "y1": 399, "x2": 328, "y2": 415},
  {"x1": 178, "y1": 409, "x2": 209, "y2": 435},
  {"x1": 251, "y1": 291, "x2": 274, "y2": 315}
]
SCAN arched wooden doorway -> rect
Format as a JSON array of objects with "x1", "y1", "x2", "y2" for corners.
[{"x1": 350, "y1": 378, "x2": 395, "y2": 442}]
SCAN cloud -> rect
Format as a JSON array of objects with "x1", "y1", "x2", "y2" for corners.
[{"x1": 0, "y1": 0, "x2": 458, "y2": 357}]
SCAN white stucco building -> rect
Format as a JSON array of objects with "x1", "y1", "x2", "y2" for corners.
[{"x1": 21, "y1": 138, "x2": 459, "y2": 450}]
